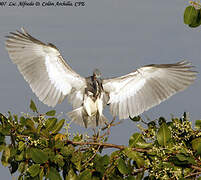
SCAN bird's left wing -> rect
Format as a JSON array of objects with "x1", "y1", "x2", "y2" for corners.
[
  {"x1": 6, "y1": 28, "x2": 86, "y2": 107},
  {"x1": 103, "y1": 61, "x2": 197, "y2": 119}
]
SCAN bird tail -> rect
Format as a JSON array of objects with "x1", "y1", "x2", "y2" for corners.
[
  {"x1": 67, "y1": 107, "x2": 85, "y2": 127},
  {"x1": 67, "y1": 107, "x2": 108, "y2": 128}
]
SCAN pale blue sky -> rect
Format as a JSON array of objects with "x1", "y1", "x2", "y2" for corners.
[{"x1": 0, "y1": 0, "x2": 201, "y2": 179}]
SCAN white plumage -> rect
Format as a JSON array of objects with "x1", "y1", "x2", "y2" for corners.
[
  {"x1": 103, "y1": 62, "x2": 197, "y2": 119},
  {"x1": 5, "y1": 28, "x2": 197, "y2": 128}
]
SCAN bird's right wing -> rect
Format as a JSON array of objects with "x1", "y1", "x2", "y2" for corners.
[{"x1": 6, "y1": 28, "x2": 86, "y2": 107}]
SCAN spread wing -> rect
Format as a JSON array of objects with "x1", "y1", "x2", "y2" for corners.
[
  {"x1": 6, "y1": 28, "x2": 86, "y2": 107},
  {"x1": 103, "y1": 61, "x2": 197, "y2": 119}
]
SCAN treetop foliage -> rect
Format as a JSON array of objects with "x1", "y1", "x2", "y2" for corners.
[{"x1": 0, "y1": 100, "x2": 201, "y2": 180}]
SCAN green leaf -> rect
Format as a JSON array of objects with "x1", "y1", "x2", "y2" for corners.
[
  {"x1": 33, "y1": 117, "x2": 39, "y2": 123},
  {"x1": 47, "y1": 167, "x2": 62, "y2": 180},
  {"x1": 8, "y1": 111, "x2": 13, "y2": 121},
  {"x1": 0, "y1": 145, "x2": 5, "y2": 152},
  {"x1": 66, "y1": 168, "x2": 77, "y2": 180},
  {"x1": 176, "y1": 154, "x2": 188, "y2": 161},
  {"x1": 136, "y1": 141, "x2": 152, "y2": 149},
  {"x1": 189, "y1": 12, "x2": 201, "y2": 28},
  {"x1": 1, "y1": 146, "x2": 10, "y2": 166},
  {"x1": 158, "y1": 117, "x2": 166, "y2": 125},
  {"x1": 73, "y1": 133, "x2": 83, "y2": 142},
  {"x1": 148, "y1": 121, "x2": 156, "y2": 128},
  {"x1": 30, "y1": 148, "x2": 48, "y2": 164},
  {"x1": 196, "y1": 144, "x2": 201, "y2": 155},
  {"x1": 93, "y1": 154, "x2": 109, "y2": 175},
  {"x1": 40, "y1": 129, "x2": 50, "y2": 138},
  {"x1": 25, "y1": 118, "x2": 35, "y2": 131},
  {"x1": 45, "y1": 118, "x2": 57, "y2": 131},
  {"x1": 129, "y1": 133, "x2": 142, "y2": 147},
  {"x1": 25, "y1": 147, "x2": 31, "y2": 159},
  {"x1": 123, "y1": 148, "x2": 144, "y2": 168},
  {"x1": 99, "y1": 155, "x2": 110, "y2": 166},
  {"x1": 61, "y1": 145, "x2": 74, "y2": 157},
  {"x1": 0, "y1": 133, "x2": 5, "y2": 145},
  {"x1": 46, "y1": 110, "x2": 56, "y2": 116},
  {"x1": 30, "y1": 100, "x2": 38, "y2": 113},
  {"x1": 13, "y1": 114, "x2": 18, "y2": 122},
  {"x1": 53, "y1": 154, "x2": 64, "y2": 167},
  {"x1": 51, "y1": 119, "x2": 65, "y2": 134},
  {"x1": 110, "y1": 150, "x2": 120, "y2": 159},
  {"x1": 37, "y1": 123, "x2": 43, "y2": 134},
  {"x1": 184, "y1": 6, "x2": 197, "y2": 25},
  {"x1": 42, "y1": 148, "x2": 55, "y2": 161},
  {"x1": 195, "y1": 120, "x2": 201, "y2": 129},
  {"x1": 71, "y1": 151, "x2": 82, "y2": 171},
  {"x1": 18, "y1": 175, "x2": 23, "y2": 180},
  {"x1": 9, "y1": 146, "x2": 17, "y2": 157},
  {"x1": 20, "y1": 116, "x2": 26, "y2": 126},
  {"x1": 54, "y1": 139, "x2": 64, "y2": 149},
  {"x1": 39, "y1": 168, "x2": 44, "y2": 180},
  {"x1": 136, "y1": 172, "x2": 144, "y2": 180},
  {"x1": 117, "y1": 158, "x2": 130, "y2": 175},
  {"x1": 15, "y1": 151, "x2": 24, "y2": 161},
  {"x1": 18, "y1": 141, "x2": 25, "y2": 151},
  {"x1": 78, "y1": 169, "x2": 92, "y2": 180},
  {"x1": 157, "y1": 122, "x2": 171, "y2": 146},
  {"x1": 129, "y1": 116, "x2": 141, "y2": 122},
  {"x1": 18, "y1": 162, "x2": 26, "y2": 173},
  {"x1": 176, "y1": 154, "x2": 195, "y2": 164},
  {"x1": 128, "y1": 133, "x2": 151, "y2": 148},
  {"x1": 28, "y1": 164, "x2": 40, "y2": 177},
  {"x1": 192, "y1": 138, "x2": 201, "y2": 155},
  {"x1": 184, "y1": 6, "x2": 201, "y2": 28}
]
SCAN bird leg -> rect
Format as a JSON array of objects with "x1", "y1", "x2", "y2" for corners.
[{"x1": 96, "y1": 113, "x2": 100, "y2": 127}]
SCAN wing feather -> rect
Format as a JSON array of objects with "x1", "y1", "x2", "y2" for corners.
[
  {"x1": 6, "y1": 28, "x2": 86, "y2": 107},
  {"x1": 103, "y1": 61, "x2": 197, "y2": 119}
]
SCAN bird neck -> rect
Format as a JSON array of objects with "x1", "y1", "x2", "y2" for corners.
[{"x1": 88, "y1": 76, "x2": 102, "y2": 99}]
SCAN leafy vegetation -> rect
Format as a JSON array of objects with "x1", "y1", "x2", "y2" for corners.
[{"x1": 0, "y1": 100, "x2": 201, "y2": 179}]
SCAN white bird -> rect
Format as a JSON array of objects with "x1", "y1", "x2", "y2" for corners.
[{"x1": 5, "y1": 28, "x2": 197, "y2": 128}]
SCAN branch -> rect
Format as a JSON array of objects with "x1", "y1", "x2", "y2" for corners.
[{"x1": 66, "y1": 140, "x2": 149, "y2": 152}]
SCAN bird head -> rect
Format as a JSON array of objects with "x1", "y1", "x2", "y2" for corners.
[{"x1": 93, "y1": 69, "x2": 101, "y2": 79}]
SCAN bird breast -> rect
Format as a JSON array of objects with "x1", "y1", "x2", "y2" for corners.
[{"x1": 83, "y1": 94, "x2": 103, "y2": 117}]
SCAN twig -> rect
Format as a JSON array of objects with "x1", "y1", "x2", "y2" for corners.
[
  {"x1": 184, "y1": 171, "x2": 201, "y2": 178},
  {"x1": 191, "y1": 165, "x2": 201, "y2": 172},
  {"x1": 99, "y1": 117, "x2": 121, "y2": 139},
  {"x1": 132, "y1": 168, "x2": 145, "y2": 175},
  {"x1": 82, "y1": 145, "x2": 101, "y2": 168},
  {"x1": 101, "y1": 117, "x2": 116, "y2": 131},
  {"x1": 183, "y1": 165, "x2": 201, "y2": 178}
]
